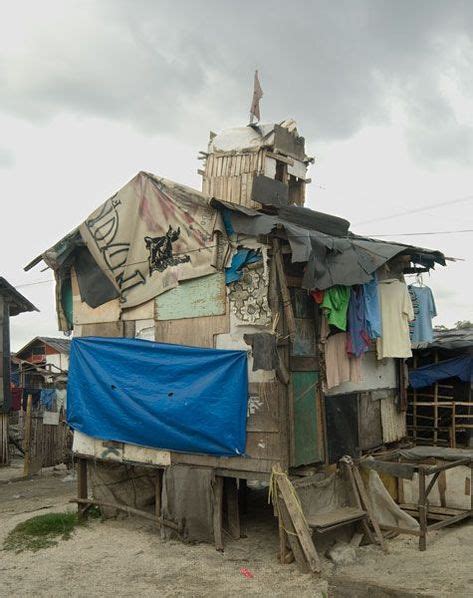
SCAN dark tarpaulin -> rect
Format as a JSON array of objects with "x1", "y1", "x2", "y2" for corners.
[
  {"x1": 212, "y1": 199, "x2": 445, "y2": 291},
  {"x1": 74, "y1": 246, "x2": 120, "y2": 308},
  {"x1": 409, "y1": 355, "x2": 473, "y2": 389}
]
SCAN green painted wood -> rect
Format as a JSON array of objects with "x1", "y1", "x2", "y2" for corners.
[
  {"x1": 155, "y1": 273, "x2": 226, "y2": 320},
  {"x1": 292, "y1": 371, "x2": 321, "y2": 466}
]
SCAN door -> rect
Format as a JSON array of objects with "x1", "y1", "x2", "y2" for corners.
[{"x1": 289, "y1": 287, "x2": 323, "y2": 466}]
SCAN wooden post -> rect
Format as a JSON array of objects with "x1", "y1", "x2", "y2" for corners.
[
  {"x1": 224, "y1": 477, "x2": 240, "y2": 539},
  {"x1": 77, "y1": 458, "x2": 88, "y2": 521},
  {"x1": 155, "y1": 470, "x2": 163, "y2": 519},
  {"x1": 470, "y1": 461, "x2": 473, "y2": 515},
  {"x1": 272, "y1": 238, "x2": 296, "y2": 342},
  {"x1": 23, "y1": 394, "x2": 33, "y2": 477},
  {"x1": 418, "y1": 467, "x2": 427, "y2": 551},
  {"x1": 273, "y1": 464, "x2": 321, "y2": 573},
  {"x1": 212, "y1": 476, "x2": 224, "y2": 551},
  {"x1": 351, "y1": 465, "x2": 387, "y2": 552}
]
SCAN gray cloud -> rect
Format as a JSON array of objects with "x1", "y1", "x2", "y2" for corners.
[{"x1": 1, "y1": 0, "x2": 473, "y2": 162}]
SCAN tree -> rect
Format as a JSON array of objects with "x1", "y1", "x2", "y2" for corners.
[{"x1": 454, "y1": 320, "x2": 473, "y2": 330}]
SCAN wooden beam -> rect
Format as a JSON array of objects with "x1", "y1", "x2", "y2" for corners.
[
  {"x1": 76, "y1": 458, "x2": 88, "y2": 522},
  {"x1": 71, "y1": 498, "x2": 180, "y2": 531},
  {"x1": 272, "y1": 464, "x2": 321, "y2": 573},
  {"x1": 212, "y1": 476, "x2": 224, "y2": 551},
  {"x1": 272, "y1": 239, "x2": 296, "y2": 342}
]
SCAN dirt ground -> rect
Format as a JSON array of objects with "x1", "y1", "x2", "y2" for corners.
[{"x1": 1, "y1": 465, "x2": 473, "y2": 597}]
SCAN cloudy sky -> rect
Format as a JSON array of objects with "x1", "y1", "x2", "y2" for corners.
[{"x1": 1, "y1": 0, "x2": 472, "y2": 350}]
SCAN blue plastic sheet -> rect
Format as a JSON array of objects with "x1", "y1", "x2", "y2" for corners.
[
  {"x1": 409, "y1": 355, "x2": 473, "y2": 389},
  {"x1": 67, "y1": 337, "x2": 249, "y2": 456},
  {"x1": 40, "y1": 389, "x2": 56, "y2": 409},
  {"x1": 225, "y1": 248, "x2": 262, "y2": 284}
]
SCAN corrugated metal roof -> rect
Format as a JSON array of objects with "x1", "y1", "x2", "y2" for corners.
[
  {"x1": 16, "y1": 336, "x2": 71, "y2": 358},
  {"x1": 429, "y1": 328, "x2": 473, "y2": 351},
  {"x1": 0, "y1": 277, "x2": 38, "y2": 316}
]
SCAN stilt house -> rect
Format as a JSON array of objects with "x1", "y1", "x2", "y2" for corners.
[{"x1": 25, "y1": 120, "x2": 449, "y2": 544}]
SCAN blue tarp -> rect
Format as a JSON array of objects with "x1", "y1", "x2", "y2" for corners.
[
  {"x1": 225, "y1": 248, "x2": 262, "y2": 284},
  {"x1": 67, "y1": 337, "x2": 249, "y2": 456},
  {"x1": 409, "y1": 355, "x2": 473, "y2": 389}
]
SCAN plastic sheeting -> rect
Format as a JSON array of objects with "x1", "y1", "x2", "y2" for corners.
[
  {"x1": 409, "y1": 355, "x2": 473, "y2": 389},
  {"x1": 67, "y1": 337, "x2": 248, "y2": 456}
]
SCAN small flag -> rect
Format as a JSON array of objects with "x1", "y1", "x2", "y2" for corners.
[{"x1": 249, "y1": 70, "x2": 263, "y2": 123}]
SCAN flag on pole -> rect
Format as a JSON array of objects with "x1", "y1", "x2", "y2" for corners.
[{"x1": 249, "y1": 70, "x2": 263, "y2": 123}]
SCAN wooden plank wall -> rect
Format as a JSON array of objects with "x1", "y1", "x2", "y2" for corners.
[{"x1": 202, "y1": 150, "x2": 265, "y2": 209}]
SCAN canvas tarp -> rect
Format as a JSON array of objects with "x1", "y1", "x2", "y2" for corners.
[
  {"x1": 79, "y1": 172, "x2": 225, "y2": 308},
  {"x1": 67, "y1": 337, "x2": 249, "y2": 456},
  {"x1": 409, "y1": 355, "x2": 473, "y2": 388}
]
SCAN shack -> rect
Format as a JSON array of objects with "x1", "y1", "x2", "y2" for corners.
[
  {"x1": 26, "y1": 120, "x2": 450, "y2": 550},
  {"x1": 0, "y1": 277, "x2": 37, "y2": 464},
  {"x1": 408, "y1": 327, "x2": 473, "y2": 448}
]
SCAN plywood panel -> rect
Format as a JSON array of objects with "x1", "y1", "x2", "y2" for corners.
[
  {"x1": 155, "y1": 312, "x2": 230, "y2": 348},
  {"x1": 156, "y1": 273, "x2": 226, "y2": 321},
  {"x1": 245, "y1": 431, "x2": 280, "y2": 460},
  {"x1": 247, "y1": 382, "x2": 279, "y2": 432},
  {"x1": 359, "y1": 392, "x2": 382, "y2": 450},
  {"x1": 79, "y1": 322, "x2": 125, "y2": 337},
  {"x1": 121, "y1": 299, "x2": 155, "y2": 321}
]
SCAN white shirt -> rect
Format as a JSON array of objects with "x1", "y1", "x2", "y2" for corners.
[{"x1": 376, "y1": 279, "x2": 414, "y2": 359}]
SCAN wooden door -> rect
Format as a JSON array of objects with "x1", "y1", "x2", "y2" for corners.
[{"x1": 289, "y1": 288, "x2": 323, "y2": 466}]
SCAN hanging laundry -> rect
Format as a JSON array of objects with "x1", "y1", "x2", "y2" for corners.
[
  {"x1": 321, "y1": 285, "x2": 350, "y2": 331},
  {"x1": 347, "y1": 286, "x2": 371, "y2": 357},
  {"x1": 376, "y1": 279, "x2": 414, "y2": 359},
  {"x1": 10, "y1": 387, "x2": 23, "y2": 411},
  {"x1": 40, "y1": 389, "x2": 57, "y2": 410},
  {"x1": 243, "y1": 332, "x2": 278, "y2": 371},
  {"x1": 362, "y1": 274, "x2": 381, "y2": 339},
  {"x1": 310, "y1": 289, "x2": 325, "y2": 304},
  {"x1": 321, "y1": 315, "x2": 362, "y2": 389},
  {"x1": 408, "y1": 285, "x2": 437, "y2": 345},
  {"x1": 56, "y1": 388, "x2": 67, "y2": 411}
]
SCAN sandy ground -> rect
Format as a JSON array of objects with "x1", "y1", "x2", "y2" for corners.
[{"x1": 1, "y1": 465, "x2": 473, "y2": 597}]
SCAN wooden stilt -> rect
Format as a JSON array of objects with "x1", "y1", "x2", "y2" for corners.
[
  {"x1": 77, "y1": 458, "x2": 88, "y2": 522},
  {"x1": 212, "y1": 476, "x2": 224, "y2": 551},
  {"x1": 418, "y1": 468, "x2": 427, "y2": 551},
  {"x1": 23, "y1": 394, "x2": 33, "y2": 477},
  {"x1": 224, "y1": 477, "x2": 240, "y2": 539},
  {"x1": 155, "y1": 470, "x2": 162, "y2": 519}
]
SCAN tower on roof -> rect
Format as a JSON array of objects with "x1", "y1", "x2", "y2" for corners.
[{"x1": 200, "y1": 119, "x2": 313, "y2": 210}]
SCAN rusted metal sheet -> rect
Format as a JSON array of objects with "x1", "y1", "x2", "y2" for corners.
[
  {"x1": 155, "y1": 273, "x2": 226, "y2": 321},
  {"x1": 380, "y1": 396, "x2": 407, "y2": 443}
]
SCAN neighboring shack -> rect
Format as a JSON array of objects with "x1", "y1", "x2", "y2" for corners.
[
  {"x1": 0, "y1": 277, "x2": 37, "y2": 464},
  {"x1": 25, "y1": 120, "x2": 450, "y2": 543}
]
